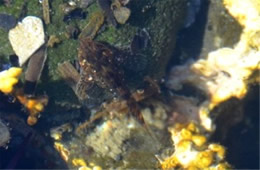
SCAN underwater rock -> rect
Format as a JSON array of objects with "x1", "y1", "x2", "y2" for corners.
[
  {"x1": 113, "y1": 6, "x2": 131, "y2": 25},
  {"x1": 111, "y1": 0, "x2": 131, "y2": 25},
  {"x1": 0, "y1": 119, "x2": 10, "y2": 147},
  {"x1": 8, "y1": 16, "x2": 45, "y2": 66},
  {"x1": 97, "y1": 0, "x2": 117, "y2": 27},
  {"x1": 0, "y1": 13, "x2": 17, "y2": 31}
]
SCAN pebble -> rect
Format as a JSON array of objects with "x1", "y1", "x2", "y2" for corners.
[
  {"x1": 8, "y1": 16, "x2": 45, "y2": 66},
  {"x1": 113, "y1": 7, "x2": 131, "y2": 24},
  {"x1": 0, "y1": 119, "x2": 10, "y2": 147}
]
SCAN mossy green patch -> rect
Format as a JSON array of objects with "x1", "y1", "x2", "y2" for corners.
[{"x1": 0, "y1": 29, "x2": 13, "y2": 57}]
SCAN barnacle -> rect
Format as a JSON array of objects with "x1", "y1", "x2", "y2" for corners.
[
  {"x1": 0, "y1": 67, "x2": 22, "y2": 94},
  {"x1": 158, "y1": 122, "x2": 231, "y2": 169}
]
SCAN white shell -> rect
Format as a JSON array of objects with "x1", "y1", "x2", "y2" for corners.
[{"x1": 9, "y1": 16, "x2": 45, "y2": 66}]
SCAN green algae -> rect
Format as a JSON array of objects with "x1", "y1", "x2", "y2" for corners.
[{"x1": 0, "y1": 29, "x2": 13, "y2": 58}]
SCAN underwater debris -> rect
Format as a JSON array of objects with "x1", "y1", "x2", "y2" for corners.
[
  {"x1": 0, "y1": 13, "x2": 17, "y2": 31},
  {"x1": 65, "y1": 25, "x2": 80, "y2": 39},
  {"x1": 57, "y1": 61, "x2": 80, "y2": 93},
  {"x1": 79, "y1": 10, "x2": 104, "y2": 40},
  {"x1": 42, "y1": 0, "x2": 50, "y2": 24},
  {"x1": 158, "y1": 122, "x2": 231, "y2": 169},
  {"x1": 54, "y1": 142, "x2": 70, "y2": 162},
  {"x1": 0, "y1": 119, "x2": 10, "y2": 147},
  {"x1": 24, "y1": 45, "x2": 47, "y2": 95},
  {"x1": 97, "y1": 0, "x2": 117, "y2": 27},
  {"x1": 8, "y1": 16, "x2": 45, "y2": 66},
  {"x1": 0, "y1": 67, "x2": 22, "y2": 94},
  {"x1": 47, "y1": 35, "x2": 61, "y2": 47},
  {"x1": 76, "y1": 37, "x2": 127, "y2": 102}
]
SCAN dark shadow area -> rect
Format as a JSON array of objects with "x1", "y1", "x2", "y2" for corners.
[
  {"x1": 211, "y1": 85, "x2": 259, "y2": 169},
  {"x1": 0, "y1": 94, "x2": 68, "y2": 169},
  {"x1": 166, "y1": 0, "x2": 210, "y2": 72}
]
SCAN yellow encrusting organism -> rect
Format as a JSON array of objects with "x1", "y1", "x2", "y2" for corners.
[
  {"x1": 0, "y1": 67, "x2": 48, "y2": 126},
  {"x1": 166, "y1": 0, "x2": 260, "y2": 131},
  {"x1": 0, "y1": 67, "x2": 22, "y2": 94},
  {"x1": 159, "y1": 122, "x2": 231, "y2": 169}
]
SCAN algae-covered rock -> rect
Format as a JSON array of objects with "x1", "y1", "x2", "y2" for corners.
[
  {"x1": 0, "y1": 0, "x2": 188, "y2": 168},
  {"x1": 0, "y1": 0, "x2": 188, "y2": 114}
]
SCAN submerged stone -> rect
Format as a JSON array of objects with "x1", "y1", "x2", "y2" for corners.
[
  {"x1": 8, "y1": 16, "x2": 45, "y2": 66},
  {"x1": 0, "y1": 13, "x2": 17, "y2": 31}
]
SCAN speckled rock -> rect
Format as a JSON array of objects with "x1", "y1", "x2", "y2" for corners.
[
  {"x1": 8, "y1": 16, "x2": 45, "y2": 66},
  {"x1": 0, "y1": 119, "x2": 10, "y2": 147}
]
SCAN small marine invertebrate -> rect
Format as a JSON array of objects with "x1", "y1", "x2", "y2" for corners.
[
  {"x1": 158, "y1": 122, "x2": 231, "y2": 169},
  {"x1": 0, "y1": 67, "x2": 22, "y2": 94}
]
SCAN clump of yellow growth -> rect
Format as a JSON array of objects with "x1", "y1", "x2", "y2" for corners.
[
  {"x1": 0, "y1": 67, "x2": 48, "y2": 125},
  {"x1": 0, "y1": 67, "x2": 22, "y2": 94},
  {"x1": 72, "y1": 158, "x2": 87, "y2": 166},
  {"x1": 71, "y1": 158, "x2": 102, "y2": 170},
  {"x1": 167, "y1": 0, "x2": 260, "y2": 131},
  {"x1": 159, "y1": 122, "x2": 231, "y2": 169},
  {"x1": 54, "y1": 142, "x2": 70, "y2": 162},
  {"x1": 16, "y1": 93, "x2": 48, "y2": 125}
]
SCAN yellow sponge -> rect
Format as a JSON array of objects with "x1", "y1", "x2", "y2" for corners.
[{"x1": 0, "y1": 67, "x2": 22, "y2": 94}]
